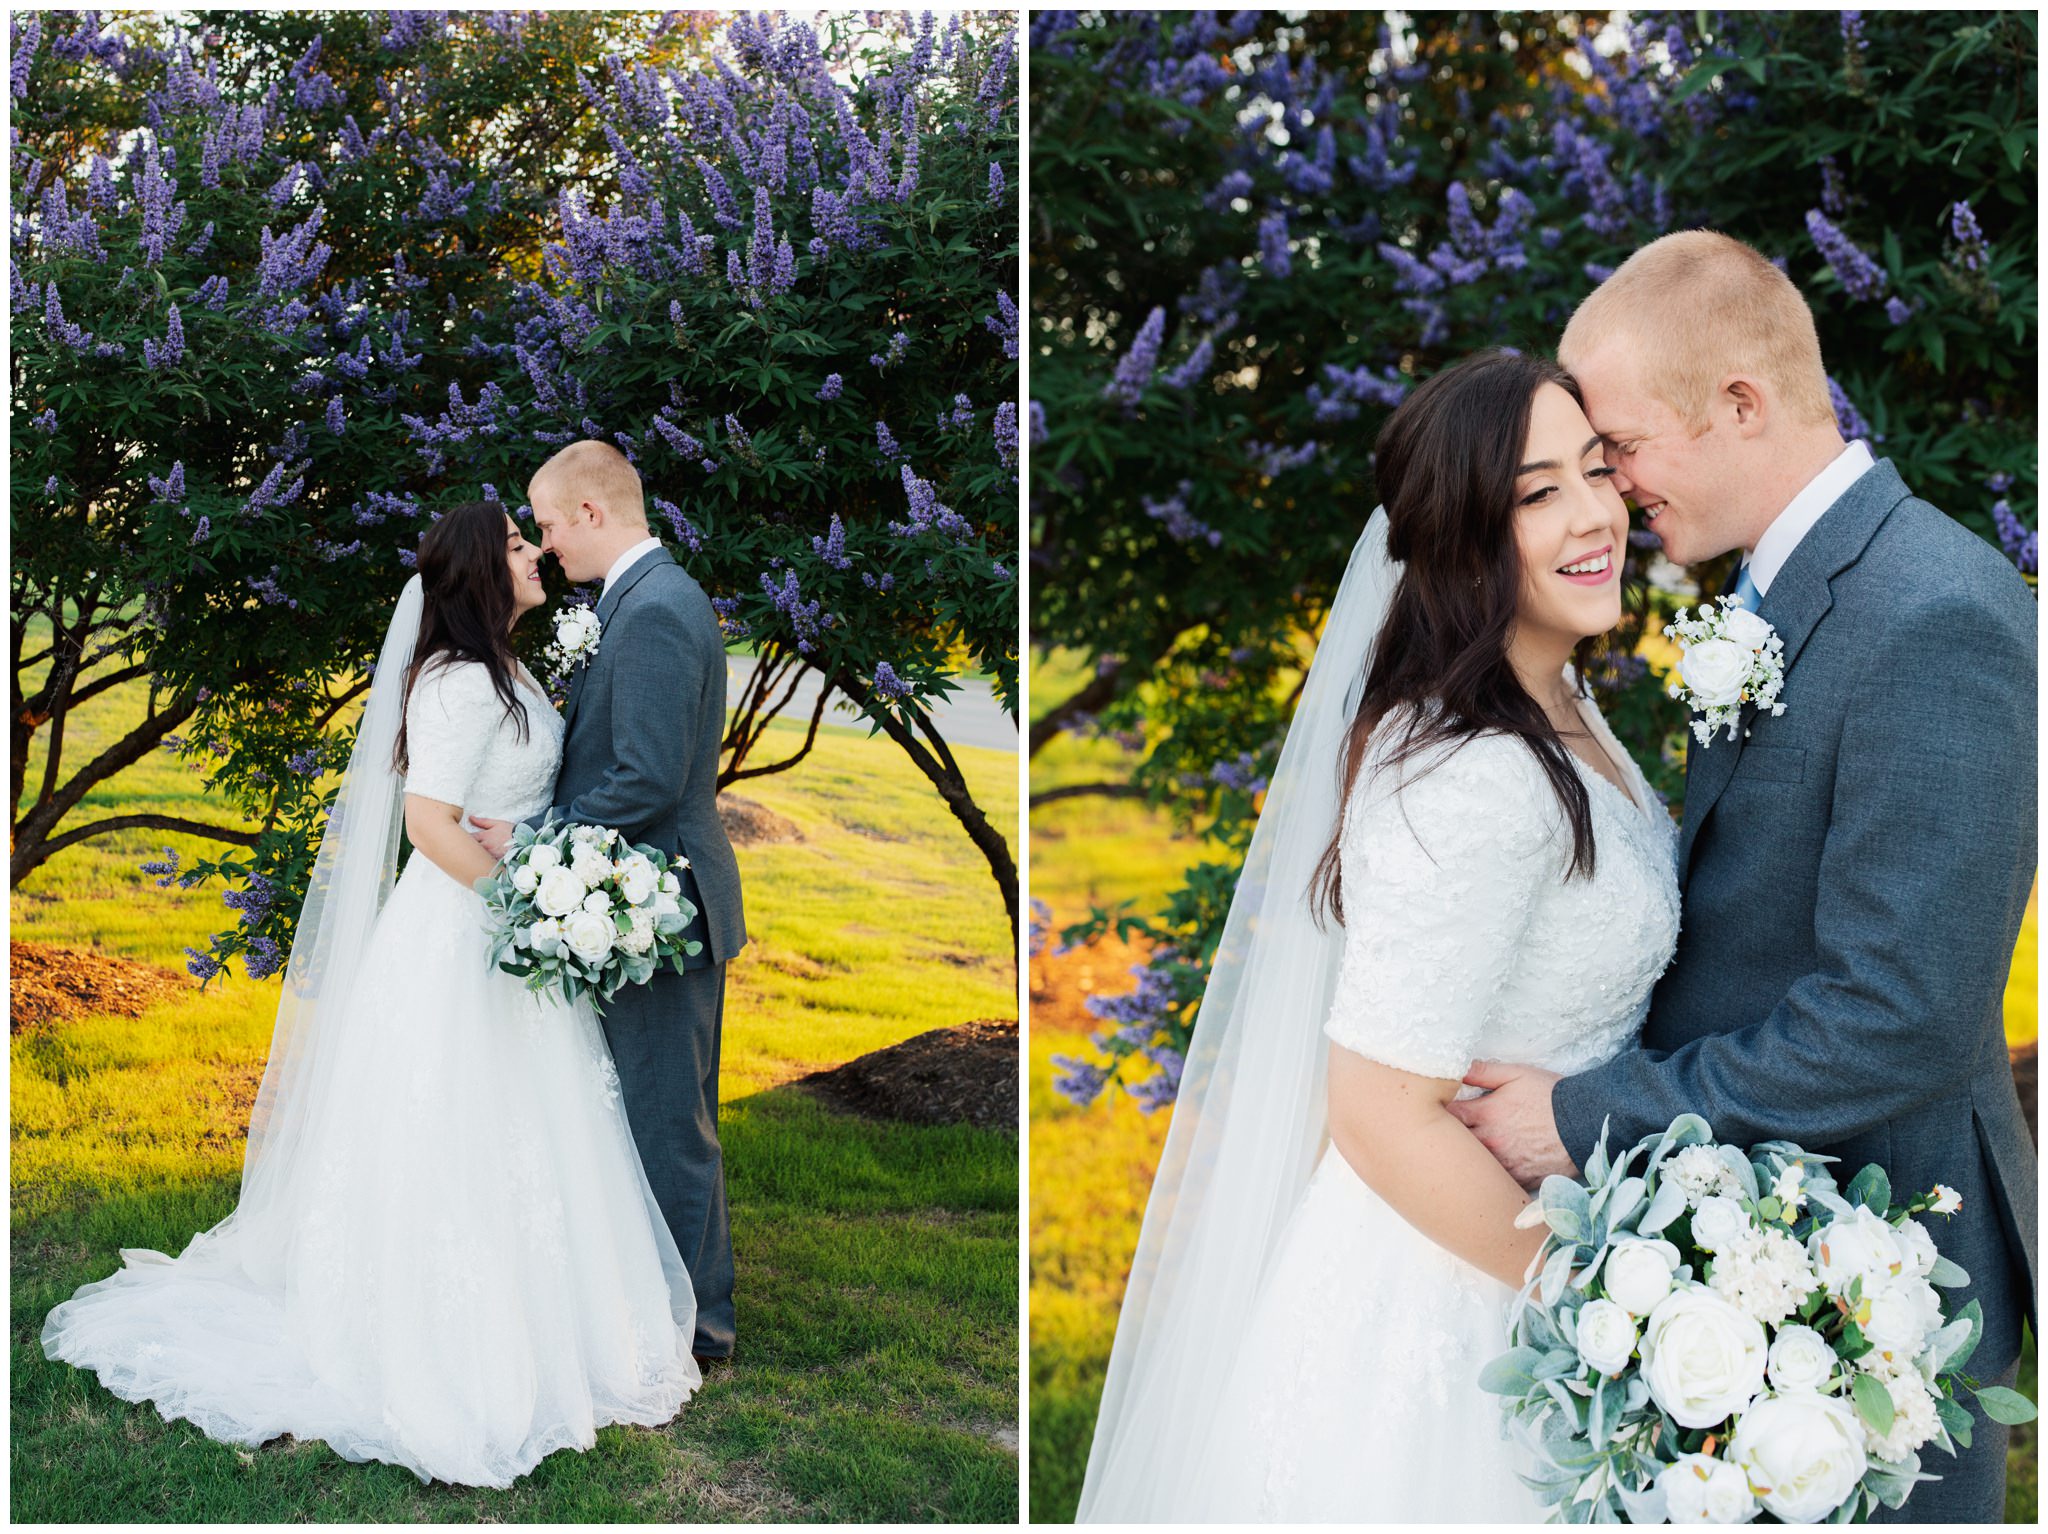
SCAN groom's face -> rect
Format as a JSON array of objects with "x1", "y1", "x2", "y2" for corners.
[
  {"x1": 530, "y1": 489, "x2": 605, "y2": 584},
  {"x1": 1570, "y1": 345, "x2": 1738, "y2": 569}
]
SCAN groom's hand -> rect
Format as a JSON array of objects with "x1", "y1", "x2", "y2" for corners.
[
  {"x1": 469, "y1": 816, "x2": 514, "y2": 859},
  {"x1": 1448, "y1": 1061, "x2": 1577, "y2": 1189}
]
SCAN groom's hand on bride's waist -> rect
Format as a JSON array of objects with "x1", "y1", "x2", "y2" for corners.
[
  {"x1": 1449, "y1": 1061, "x2": 1577, "y2": 1190},
  {"x1": 469, "y1": 816, "x2": 514, "y2": 859}
]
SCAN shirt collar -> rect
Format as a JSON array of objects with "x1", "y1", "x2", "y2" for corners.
[
  {"x1": 1745, "y1": 440, "x2": 1875, "y2": 596},
  {"x1": 601, "y1": 535, "x2": 666, "y2": 596}
]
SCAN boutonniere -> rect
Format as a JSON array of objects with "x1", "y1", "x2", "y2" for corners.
[
  {"x1": 543, "y1": 603, "x2": 602, "y2": 696},
  {"x1": 1663, "y1": 595, "x2": 1787, "y2": 747}
]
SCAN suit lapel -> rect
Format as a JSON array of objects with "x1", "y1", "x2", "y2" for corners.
[
  {"x1": 561, "y1": 547, "x2": 675, "y2": 735},
  {"x1": 1677, "y1": 459, "x2": 1910, "y2": 881}
]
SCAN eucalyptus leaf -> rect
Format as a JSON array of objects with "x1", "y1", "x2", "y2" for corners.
[
  {"x1": 1971, "y1": 1385, "x2": 2038, "y2": 1425},
  {"x1": 1852, "y1": 1370, "x2": 1896, "y2": 1435}
]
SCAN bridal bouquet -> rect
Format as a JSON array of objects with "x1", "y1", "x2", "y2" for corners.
[
  {"x1": 476, "y1": 818, "x2": 701, "y2": 1014},
  {"x1": 1481, "y1": 1115, "x2": 2034, "y2": 1524}
]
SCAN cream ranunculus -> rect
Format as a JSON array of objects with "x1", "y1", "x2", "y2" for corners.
[
  {"x1": 1605, "y1": 1237, "x2": 1681, "y2": 1316},
  {"x1": 1721, "y1": 606, "x2": 1774, "y2": 650},
  {"x1": 1657, "y1": 1452, "x2": 1759, "y2": 1524},
  {"x1": 1574, "y1": 1297, "x2": 1639, "y2": 1376},
  {"x1": 1728, "y1": 1392, "x2": 1868, "y2": 1523},
  {"x1": 534, "y1": 865, "x2": 587, "y2": 918},
  {"x1": 1862, "y1": 1277, "x2": 1944, "y2": 1358},
  {"x1": 616, "y1": 855, "x2": 659, "y2": 905},
  {"x1": 1809, "y1": 1207, "x2": 1906, "y2": 1295},
  {"x1": 1766, "y1": 1323, "x2": 1838, "y2": 1394},
  {"x1": 1639, "y1": 1285, "x2": 1768, "y2": 1429},
  {"x1": 1678, "y1": 637, "x2": 1749, "y2": 709},
  {"x1": 525, "y1": 843, "x2": 563, "y2": 872},
  {"x1": 561, "y1": 909, "x2": 615, "y2": 965},
  {"x1": 1691, "y1": 1194, "x2": 1751, "y2": 1254}
]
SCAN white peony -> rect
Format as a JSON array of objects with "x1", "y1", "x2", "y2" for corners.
[
  {"x1": 1722, "y1": 605, "x2": 1774, "y2": 650},
  {"x1": 526, "y1": 916, "x2": 562, "y2": 955},
  {"x1": 1691, "y1": 1194, "x2": 1751, "y2": 1253},
  {"x1": 616, "y1": 855, "x2": 659, "y2": 905},
  {"x1": 1678, "y1": 637, "x2": 1749, "y2": 709},
  {"x1": 1575, "y1": 1297, "x2": 1639, "y2": 1375},
  {"x1": 1809, "y1": 1206, "x2": 1906, "y2": 1295},
  {"x1": 1728, "y1": 1392, "x2": 1868, "y2": 1523},
  {"x1": 1766, "y1": 1324, "x2": 1838, "y2": 1394},
  {"x1": 581, "y1": 889, "x2": 613, "y2": 916},
  {"x1": 1862, "y1": 1277, "x2": 1944, "y2": 1359},
  {"x1": 1605, "y1": 1237, "x2": 1681, "y2": 1316},
  {"x1": 1657, "y1": 1452, "x2": 1759, "y2": 1524},
  {"x1": 1893, "y1": 1219, "x2": 1939, "y2": 1280},
  {"x1": 534, "y1": 865, "x2": 587, "y2": 918},
  {"x1": 1639, "y1": 1284, "x2": 1768, "y2": 1429},
  {"x1": 1862, "y1": 1369, "x2": 1941, "y2": 1462},
  {"x1": 561, "y1": 908, "x2": 615, "y2": 965},
  {"x1": 510, "y1": 862, "x2": 540, "y2": 894}
]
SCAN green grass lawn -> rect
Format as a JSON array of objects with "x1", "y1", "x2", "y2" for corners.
[
  {"x1": 12, "y1": 660, "x2": 1020, "y2": 1522},
  {"x1": 1027, "y1": 648, "x2": 2039, "y2": 1525}
]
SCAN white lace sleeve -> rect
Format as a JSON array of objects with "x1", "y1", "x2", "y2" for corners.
[
  {"x1": 1322, "y1": 731, "x2": 1565, "y2": 1079},
  {"x1": 402, "y1": 660, "x2": 497, "y2": 807}
]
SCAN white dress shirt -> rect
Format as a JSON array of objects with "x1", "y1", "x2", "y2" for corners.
[
  {"x1": 1744, "y1": 440, "x2": 1875, "y2": 597},
  {"x1": 600, "y1": 535, "x2": 666, "y2": 598}
]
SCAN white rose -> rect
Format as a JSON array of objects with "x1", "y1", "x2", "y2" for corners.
[
  {"x1": 1605, "y1": 1237, "x2": 1681, "y2": 1316},
  {"x1": 1657, "y1": 1452, "x2": 1758, "y2": 1525},
  {"x1": 561, "y1": 908, "x2": 615, "y2": 965},
  {"x1": 1692, "y1": 1195, "x2": 1751, "y2": 1254},
  {"x1": 1728, "y1": 1392, "x2": 1867, "y2": 1523},
  {"x1": 1862, "y1": 1277, "x2": 1944, "y2": 1358},
  {"x1": 1678, "y1": 637, "x2": 1749, "y2": 709},
  {"x1": 510, "y1": 863, "x2": 540, "y2": 895},
  {"x1": 652, "y1": 891, "x2": 682, "y2": 919},
  {"x1": 617, "y1": 856, "x2": 659, "y2": 905},
  {"x1": 1766, "y1": 1323, "x2": 1838, "y2": 1394},
  {"x1": 581, "y1": 889, "x2": 613, "y2": 916},
  {"x1": 1893, "y1": 1219, "x2": 1939, "y2": 1280},
  {"x1": 1639, "y1": 1285, "x2": 1768, "y2": 1429},
  {"x1": 1929, "y1": 1184, "x2": 1961, "y2": 1216},
  {"x1": 1575, "y1": 1297, "x2": 1639, "y2": 1375},
  {"x1": 1722, "y1": 606, "x2": 1774, "y2": 650},
  {"x1": 526, "y1": 843, "x2": 562, "y2": 872},
  {"x1": 534, "y1": 864, "x2": 587, "y2": 918},
  {"x1": 527, "y1": 916, "x2": 562, "y2": 954},
  {"x1": 1809, "y1": 1207, "x2": 1906, "y2": 1295},
  {"x1": 660, "y1": 870, "x2": 680, "y2": 895}
]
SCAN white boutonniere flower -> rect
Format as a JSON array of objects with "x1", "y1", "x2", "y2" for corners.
[
  {"x1": 543, "y1": 603, "x2": 602, "y2": 695},
  {"x1": 1663, "y1": 595, "x2": 1787, "y2": 747}
]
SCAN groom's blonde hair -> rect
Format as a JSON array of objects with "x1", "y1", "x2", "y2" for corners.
[
  {"x1": 1560, "y1": 230, "x2": 1834, "y2": 434},
  {"x1": 528, "y1": 439, "x2": 648, "y2": 529}
]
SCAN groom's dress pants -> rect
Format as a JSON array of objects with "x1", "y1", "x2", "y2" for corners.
[{"x1": 598, "y1": 959, "x2": 736, "y2": 1358}]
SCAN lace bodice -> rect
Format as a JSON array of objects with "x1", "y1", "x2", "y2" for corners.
[
  {"x1": 1322, "y1": 701, "x2": 1679, "y2": 1080},
  {"x1": 402, "y1": 658, "x2": 562, "y2": 822}
]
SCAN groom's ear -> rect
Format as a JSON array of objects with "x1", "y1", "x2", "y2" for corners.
[{"x1": 1723, "y1": 375, "x2": 1768, "y2": 437}]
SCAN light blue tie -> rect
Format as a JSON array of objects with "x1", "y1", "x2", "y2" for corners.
[{"x1": 1730, "y1": 560, "x2": 1761, "y2": 614}]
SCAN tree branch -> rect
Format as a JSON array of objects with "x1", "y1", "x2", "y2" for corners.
[
  {"x1": 1029, "y1": 781, "x2": 1147, "y2": 808},
  {"x1": 29, "y1": 813, "x2": 261, "y2": 865}
]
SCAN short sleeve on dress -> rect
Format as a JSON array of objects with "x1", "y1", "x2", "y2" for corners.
[
  {"x1": 402, "y1": 660, "x2": 497, "y2": 807},
  {"x1": 1322, "y1": 731, "x2": 1565, "y2": 1079}
]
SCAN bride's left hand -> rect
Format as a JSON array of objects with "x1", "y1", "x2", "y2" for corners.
[{"x1": 1448, "y1": 1061, "x2": 1577, "y2": 1189}]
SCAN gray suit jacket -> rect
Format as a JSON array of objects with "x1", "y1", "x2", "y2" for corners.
[
  {"x1": 1554, "y1": 459, "x2": 2038, "y2": 1376},
  {"x1": 535, "y1": 546, "x2": 747, "y2": 965}
]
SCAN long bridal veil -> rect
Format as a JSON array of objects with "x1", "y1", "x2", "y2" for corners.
[{"x1": 1076, "y1": 509, "x2": 1402, "y2": 1523}]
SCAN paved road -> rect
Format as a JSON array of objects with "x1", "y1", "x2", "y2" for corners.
[{"x1": 726, "y1": 658, "x2": 1017, "y2": 754}]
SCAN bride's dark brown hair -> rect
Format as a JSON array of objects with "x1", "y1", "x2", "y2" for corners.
[
  {"x1": 392, "y1": 500, "x2": 533, "y2": 777},
  {"x1": 1309, "y1": 349, "x2": 1627, "y2": 926}
]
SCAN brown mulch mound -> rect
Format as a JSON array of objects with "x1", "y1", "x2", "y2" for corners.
[
  {"x1": 11, "y1": 941, "x2": 192, "y2": 1034},
  {"x1": 797, "y1": 1019, "x2": 1017, "y2": 1132},
  {"x1": 2013, "y1": 1040, "x2": 2037, "y2": 1146},
  {"x1": 718, "y1": 794, "x2": 804, "y2": 846}
]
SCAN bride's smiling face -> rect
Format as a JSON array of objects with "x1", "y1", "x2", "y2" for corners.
[
  {"x1": 505, "y1": 514, "x2": 546, "y2": 617},
  {"x1": 1511, "y1": 383, "x2": 1629, "y2": 648}
]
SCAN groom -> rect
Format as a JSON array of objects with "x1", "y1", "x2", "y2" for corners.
[
  {"x1": 473, "y1": 439, "x2": 749, "y2": 1364},
  {"x1": 1454, "y1": 232, "x2": 2036, "y2": 1522}
]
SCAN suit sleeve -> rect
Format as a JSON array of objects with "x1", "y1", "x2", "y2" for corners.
[
  {"x1": 1552, "y1": 587, "x2": 2036, "y2": 1161},
  {"x1": 553, "y1": 588, "x2": 704, "y2": 842}
]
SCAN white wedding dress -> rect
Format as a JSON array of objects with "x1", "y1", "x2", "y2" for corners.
[
  {"x1": 42, "y1": 654, "x2": 701, "y2": 1488},
  {"x1": 1187, "y1": 706, "x2": 1680, "y2": 1521}
]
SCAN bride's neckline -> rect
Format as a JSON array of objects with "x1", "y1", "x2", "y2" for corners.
[{"x1": 1561, "y1": 697, "x2": 1645, "y2": 817}]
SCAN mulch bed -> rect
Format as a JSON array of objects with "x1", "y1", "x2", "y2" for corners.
[
  {"x1": 11, "y1": 941, "x2": 192, "y2": 1034},
  {"x1": 798, "y1": 1019, "x2": 1017, "y2": 1132},
  {"x1": 718, "y1": 794, "x2": 803, "y2": 846}
]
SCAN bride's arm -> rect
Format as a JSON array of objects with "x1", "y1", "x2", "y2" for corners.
[
  {"x1": 1326, "y1": 1045, "x2": 1544, "y2": 1289},
  {"x1": 405, "y1": 794, "x2": 502, "y2": 888}
]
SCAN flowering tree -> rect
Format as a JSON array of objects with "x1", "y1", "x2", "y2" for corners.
[
  {"x1": 1029, "y1": 10, "x2": 2035, "y2": 1109},
  {"x1": 11, "y1": 8, "x2": 1021, "y2": 981}
]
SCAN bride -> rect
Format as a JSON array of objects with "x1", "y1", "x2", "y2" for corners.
[
  {"x1": 1077, "y1": 350, "x2": 1681, "y2": 1521},
  {"x1": 42, "y1": 500, "x2": 701, "y2": 1488}
]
